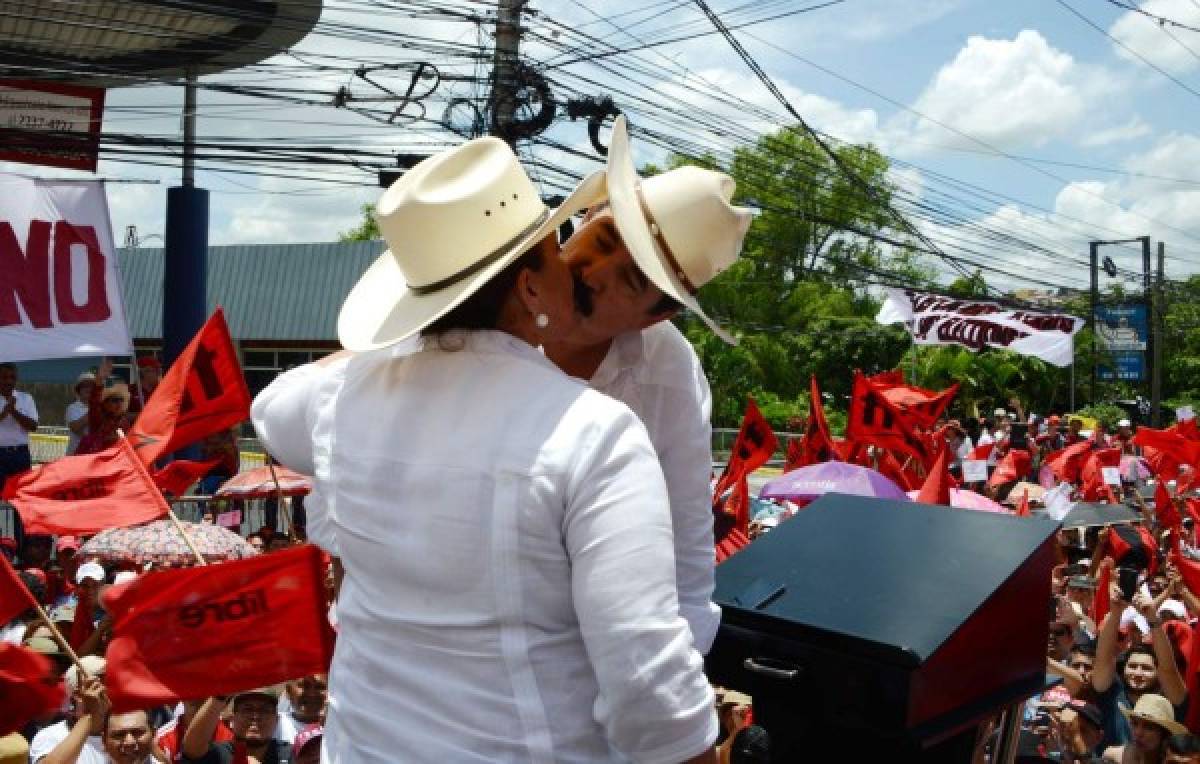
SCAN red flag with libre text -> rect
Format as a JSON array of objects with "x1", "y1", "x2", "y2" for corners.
[
  {"x1": 0, "y1": 642, "x2": 65, "y2": 736},
  {"x1": 2, "y1": 437, "x2": 169, "y2": 535},
  {"x1": 127, "y1": 308, "x2": 251, "y2": 465},
  {"x1": 103, "y1": 544, "x2": 334, "y2": 711}
]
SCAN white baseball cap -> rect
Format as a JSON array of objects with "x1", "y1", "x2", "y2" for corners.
[{"x1": 75, "y1": 561, "x2": 105, "y2": 585}]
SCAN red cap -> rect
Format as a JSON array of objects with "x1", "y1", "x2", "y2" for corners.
[
  {"x1": 293, "y1": 724, "x2": 323, "y2": 755},
  {"x1": 56, "y1": 536, "x2": 80, "y2": 553},
  {"x1": 137, "y1": 356, "x2": 161, "y2": 369}
]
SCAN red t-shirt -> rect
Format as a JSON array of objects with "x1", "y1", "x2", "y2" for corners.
[{"x1": 156, "y1": 718, "x2": 235, "y2": 762}]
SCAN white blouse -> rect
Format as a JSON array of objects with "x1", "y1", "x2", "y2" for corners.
[
  {"x1": 588, "y1": 322, "x2": 721, "y2": 654},
  {"x1": 251, "y1": 330, "x2": 717, "y2": 764}
]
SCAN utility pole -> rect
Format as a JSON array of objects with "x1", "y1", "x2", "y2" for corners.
[
  {"x1": 1151, "y1": 241, "x2": 1165, "y2": 426},
  {"x1": 490, "y1": 0, "x2": 525, "y2": 145},
  {"x1": 1090, "y1": 241, "x2": 1098, "y2": 406}
]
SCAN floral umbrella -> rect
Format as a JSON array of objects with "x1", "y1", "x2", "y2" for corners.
[
  {"x1": 79, "y1": 519, "x2": 258, "y2": 568},
  {"x1": 216, "y1": 466, "x2": 312, "y2": 500}
]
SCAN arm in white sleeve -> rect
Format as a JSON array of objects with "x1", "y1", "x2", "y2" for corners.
[
  {"x1": 564, "y1": 406, "x2": 718, "y2": 764},
  {"x1": 250, "y1": 362, "x2": 329, "y2": 475},
  {"x1": 639, "y1": 378, "x2": 720, "y2": 654}
]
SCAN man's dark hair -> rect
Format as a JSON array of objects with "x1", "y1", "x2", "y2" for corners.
[
  {"x1": 1070, "y1": 643, "x2": 1096, "y2": 658},
  {"x1": 729, "y1": 725, "x2": 770, "y2": 764},
  {"x1": 422, "y1": 238, "x2": 549, "y2": 336},
  {"x1": 18, "y1": 570, "x2": 45, "y2": 605},
  {"x1": 1168, "y1": 733, "x2": 1200, "y2": 753}
]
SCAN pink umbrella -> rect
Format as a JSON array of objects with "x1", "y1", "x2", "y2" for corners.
[
  {"x1": 906, "y1": 488, "x2": 1009, "y2": 514},
  {"x1": 216, "y1": 466, "x2": 312, "y2": 500},
  {"x1": 1121, "y1": 455, "x2": 1151, "y2": 481}
]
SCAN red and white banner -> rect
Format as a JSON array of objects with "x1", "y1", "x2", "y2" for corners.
[
  {"x1": 0, "y1": 173, "x2": 132, "y2": 361},
  {"x1": 875, "y1": 289, "x2": 1083, "y2": 367}
]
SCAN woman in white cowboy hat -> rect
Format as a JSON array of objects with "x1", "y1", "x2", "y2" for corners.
[
  {"x1": 1103, "y1": 693, "x2": 1189, "y2": 762},
  {"x1": 544, "y1": 115, "x2": 753, "y2": 654},
  {"x1": 76, "y1": 359, "x2": 130, "y2": 456},
  {"x1": 252, "y1": 137, "x2": 718, "y2": 763}
]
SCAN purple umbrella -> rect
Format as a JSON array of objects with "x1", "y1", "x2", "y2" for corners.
[{"x1": 759, "y1": 462, "x2": 911, "y2": 503}]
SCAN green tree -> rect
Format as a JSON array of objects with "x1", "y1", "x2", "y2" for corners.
[{"x1": 339, "y1": 203, "x2": 380, "y2": 241}]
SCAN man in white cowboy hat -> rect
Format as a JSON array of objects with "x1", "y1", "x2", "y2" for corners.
[
  {"x1": 252, "y1": 136, "x2": 720, "y2": 763},
  {"x1": 544, "y1": 115, "x2": 753, "y2": 654}
]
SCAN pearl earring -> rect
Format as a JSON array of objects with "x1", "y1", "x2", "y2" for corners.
[{"x1": 535, "y1": 313, "x2": 550, "y2": 329}]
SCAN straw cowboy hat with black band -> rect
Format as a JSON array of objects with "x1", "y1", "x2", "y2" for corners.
[
  {"x1": 605, "y1": 114, "x2": 754, "y2": 345},
  {"x1": 338, "y1": 137, "x2": 606, "y2": 352},
  {"x1": 1120, "y1": 693, "x2": 1189, "y2": 736}
]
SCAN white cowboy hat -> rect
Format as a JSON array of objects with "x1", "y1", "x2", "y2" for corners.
[
  {"x1": 338, "y1": 137, "x2": 606, "y2": 352},
  {"x1": 606, "y1": 115, "x2": 753, "y2": 345}
]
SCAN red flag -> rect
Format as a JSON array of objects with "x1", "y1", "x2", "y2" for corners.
[
  {"x1": 714, "y1": 398, "x2": 778, "y2": 500},
  {"x1": 1134, "y1": 427, "x2": 1200, "y2": 480},
  {"x1": 988, "y1": 449, "x2": 1032, "y2": 488},
  {"x1": 845, "y1": 372, "x2": 933, "y2": 467},
  {"x1": 1091, "y1": 563, "x2": 1111, "y2": 625},
  {"x1": 1108, "y1": 525, "x2": 1159, "y2": 576},
  {"x1": 875, "y1": 382, "x2": 959, "y2": 430},
  {"x1": 2, "y1": 438, "x2": 169, "y2": 535},
  {"x1": 103, "y1": 544, "x2": 334, "y2": 712},
  {"x1": 1156, "y1": 480, "x2": 1183, "y2": 532},
  {"x1": 1015, "y1": 489, "x2": 1031, "y2": 518},
  {"x1": 877, "y1": 450, "x2": 922, "y2": 492},
  {"x1": 1044, "y1": 440, "x2": 1095, "y2": 484},
  {"x1": 1175, "y1": 418, "x2": 1200, "y2": 442},
  {"x1": 152, "y1": 458, "x2": 221, "y2": 497},
  {"x1": 867, "y1": 369, "x2": 905, "y2": 386},
  {"x1": 69, "y1": 592, "x2": 94, "y2": 651},
  {"x1": 784, "y1": 438, "x2": 804, "y2": 473},
  {"x1": 0, "y1": 554, "x2": 35, "y2": 626},
  {"x1": 794, "y1": 376, "x2": 840, "y2": 468},
  {"x1": 967, "y1": 442, "x2": 995, "y2": 461},
  {"x1": 0, "y1": 642, "x2": 65, "y2": 736},
  {"x1": 916, "y1": 447, "x2": 952, "y2": 506},
  {"x1": 1174, "y1": 548, "x2": 1200, "y2": 604},
  {"x1": 127, "y1": 309, "x2": 251, "y2": 465},
  {"x1": 1080, "y1": 448, "x2": 1122, "y2": 502}
]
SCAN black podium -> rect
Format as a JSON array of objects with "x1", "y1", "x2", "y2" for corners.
[{"x1": 707, "y1": 493, "x2": 1058, "y2": 760}]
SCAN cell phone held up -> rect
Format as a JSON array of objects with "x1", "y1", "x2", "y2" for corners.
[{"x1": 1118, "y1": 566, "x2": 1139, "y2": 601}]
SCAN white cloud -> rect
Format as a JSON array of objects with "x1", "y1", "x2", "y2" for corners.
[
  {"x1": 1079, "y1": 116, "x2": 1153, "y2": 147},
  {"x1": 1110, "y1": 0, "x2": 1200, "y2": 75},
  {"x1": 896, "y1": 30, "x2": 1111, "y2": 152}
]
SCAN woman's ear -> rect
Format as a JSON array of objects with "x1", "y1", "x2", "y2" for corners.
[{"x1": 512, "y1": 267, "x2": 541, "y2": 316}]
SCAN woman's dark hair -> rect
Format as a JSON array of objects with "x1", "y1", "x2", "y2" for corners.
[
  {"x1": 421, "y1": 237, "x2": 550, "y2": 336},
  {"x1": 730, "y1": 725, "x2": 770, "y2": 764},
  {"x1": 1168, "y1": 733, "x2": 1200, "y2": 753}
]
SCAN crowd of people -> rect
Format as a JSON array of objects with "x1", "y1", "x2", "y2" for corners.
[{"x1": 8, "y1": 117, "x2": 1200, "y2": 764}]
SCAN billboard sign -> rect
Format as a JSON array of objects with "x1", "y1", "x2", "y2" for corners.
[
  {"x1": 1096, "y1": 303, "x2": 1147, "y2": 382},
  {"x1": 0, "y1": 79, "x2": 105, "y2": 172}
]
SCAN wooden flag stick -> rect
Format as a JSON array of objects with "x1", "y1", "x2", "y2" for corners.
[
  {"x1": 166, "y1": 507, "x2": 210, "y2": 567},
  {"x1": 265, "y1": 460, "x2": 295, "y2": 541},
  {"x1": 116, "y1": 429, "x2": 208, "y2": 567},
  {"x1": 31, "y1": 601, "x2": 88, "y2": 678}
]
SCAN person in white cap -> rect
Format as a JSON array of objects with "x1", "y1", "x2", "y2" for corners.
[
  {"x1": 252, "y1": 137, "x2": 717, "y2": 763},
  {"x1": 543, "y1": 116, "x2": 752, "y2": 654},
  {"x1": 65, "y1": 371, "x2": 96, "y2": 455},
  {"x1": 29, "y1": 655, "x2": 108, "y2": 763}
]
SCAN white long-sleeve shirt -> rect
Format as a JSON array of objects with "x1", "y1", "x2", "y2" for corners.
[
  {"x1": 588, "y1": 322, "x2": 721, "y2": 653},
  {"x1": 251, "y1": 330, "x2": 717, "y2": 764}
]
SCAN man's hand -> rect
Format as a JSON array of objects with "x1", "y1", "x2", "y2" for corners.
[{"x1": 79, "y1": 676, "x2": 110, "y2": 732}]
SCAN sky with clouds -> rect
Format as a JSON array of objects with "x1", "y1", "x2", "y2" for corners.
[{"x1": 9, "y1": 0, "x2": 1200, "y2": 293}]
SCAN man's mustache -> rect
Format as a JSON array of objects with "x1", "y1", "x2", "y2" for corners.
[{"x1": 572, "y1": 273, "x2": 594, "y2": 317}]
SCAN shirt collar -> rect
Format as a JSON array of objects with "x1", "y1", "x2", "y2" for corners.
[{"x1": 421, "y1": 330, "x2": 558, "y2": 372}]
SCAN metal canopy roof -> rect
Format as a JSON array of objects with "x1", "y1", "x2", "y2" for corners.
[
  {"x1": 1, "y1": 0, "x2": 322, "y2": 86},
  {"x1": 118, "y1": 240, "x2": 385, "y2": 342}
]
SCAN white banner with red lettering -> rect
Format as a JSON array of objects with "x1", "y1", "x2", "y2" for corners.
[
  {"x1": 0, "y1": 173, "x2": 132, "y2": 361},
  {"x1": 876, "y1": 288, "x2": 1083, "y2": 367}
]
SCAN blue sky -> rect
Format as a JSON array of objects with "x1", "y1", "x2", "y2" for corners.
[{"x1": 6, "y1": 0, "x2": 1199, "y2": 293}]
